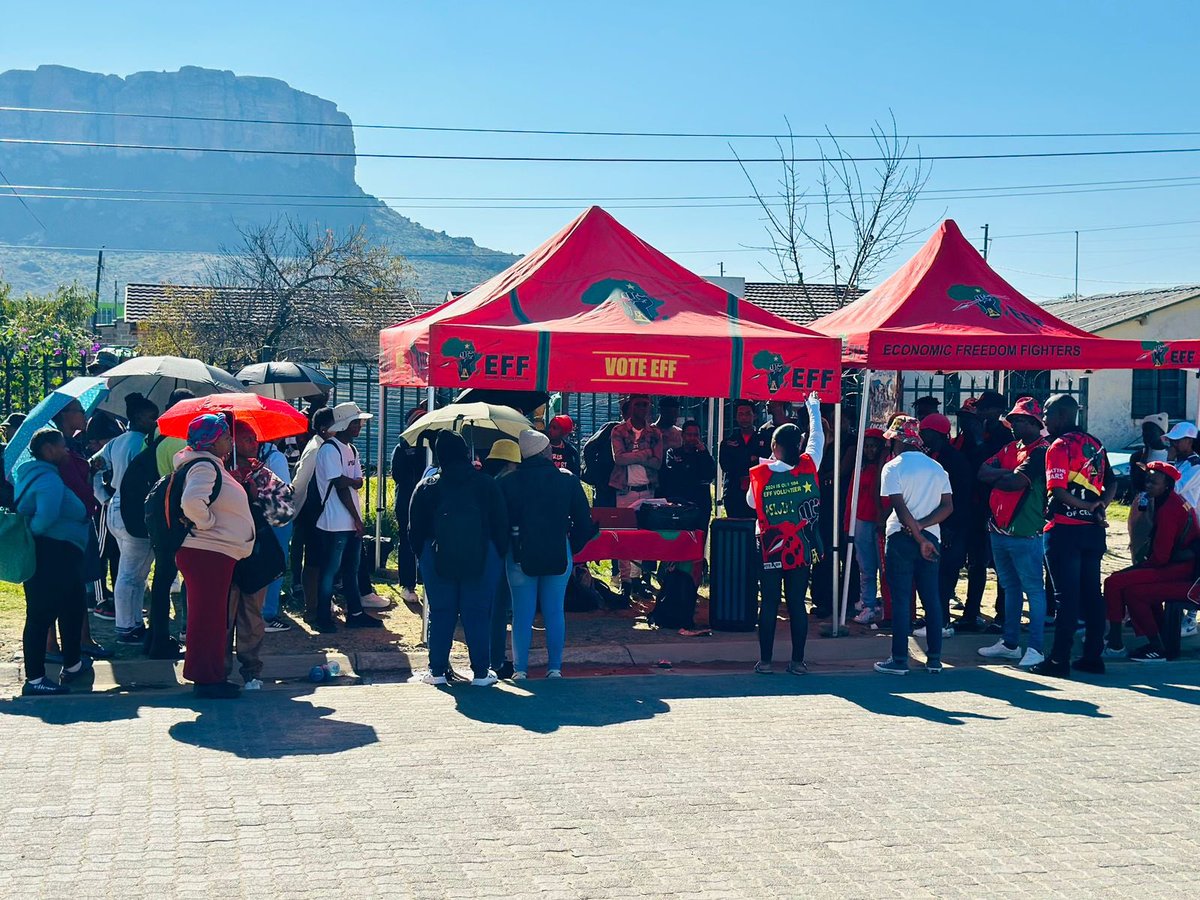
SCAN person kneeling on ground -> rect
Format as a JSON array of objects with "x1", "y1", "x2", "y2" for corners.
[
  {"x1": 874, "y1": 416, "x2": 954, "y2": 676},
  {"x1": 1103, "y1": 461, "x2": 1197, "y2": 663},
  {"x1": 16, "y1": 428, "x2": 93, "y2": 696},
  {"x1": 175, "y1": 415, "x2": 255, "y2": 700},
  {"x1": 500, "y1": 429, "x2": 594, "y2": 680},
  {"x1": 408, "y1": 431, "x2": 509, "y2": 686},
  {"x1": 747, "y1": 392, "x2": 824, "y2": 676}
]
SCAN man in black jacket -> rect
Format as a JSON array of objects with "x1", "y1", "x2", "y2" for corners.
[
  {"x1": 498, "y1": 430, "x2": 595, "y2": 679},
  {"x1": 390, "y1": 406, "x2": 429, "y2": 605},
  {"x1": 921, "y1": 413, "x2": 975, "y2": 635},
  {"x1": 408, "y1": 431, "x2": 509, "y2": 686},
  {"x1": 661, "y1": 420, "x2": 716, "y2": 515},
  {"x1": 719, "y1": 400, "x2": 759, "y2": 519}
]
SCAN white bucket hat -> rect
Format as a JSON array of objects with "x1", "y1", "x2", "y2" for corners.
[{"x1": 328, "y1": 401, "x2": 373, "y2": 433}]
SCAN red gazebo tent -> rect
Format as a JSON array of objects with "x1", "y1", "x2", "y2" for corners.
[
  {"x1": 811, "y1": 218, "x2": 1200, "y2": 628},
  {"x1": 380, "y1": 206, "x2": 842, "y2": 401},
  {"x1": 813, "y1": 219, "x2": 1197, "y2": 371}
]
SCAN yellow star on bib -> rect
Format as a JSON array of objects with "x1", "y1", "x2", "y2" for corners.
[{"x1": 803, "y1": 482, "x2": 813, "y2": 493}]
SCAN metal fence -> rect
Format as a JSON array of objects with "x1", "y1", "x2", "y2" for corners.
[
  {"x1": 1, "y1": 354, "x2": 92, "y2": 417},
  {"x1": 898, "y1": 370, "x2": 1089, "y2": 428}
]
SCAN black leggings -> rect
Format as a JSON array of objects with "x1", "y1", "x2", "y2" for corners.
[
  {"x1": 758, "y1": 566, "x2": 810, "y2": 664},
  {"x1": 24, "y1": 538, "x2": 85, "y2": 680}
]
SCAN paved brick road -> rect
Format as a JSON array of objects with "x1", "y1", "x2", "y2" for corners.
[{"x1": 1, "y1": 665, "x2": 1198, "y2": 898}]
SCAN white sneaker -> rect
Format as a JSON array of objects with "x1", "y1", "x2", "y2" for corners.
[
  {"x1": 511, "y1": 671, "x2": 527, "y2": 680},
  {"x1": 243, "y1": 678, "x2": 263, "y2": 691},
  {"x1": 400, "y1": 588, "x2": 420, "y2": 604},
  {"x1": 360, "y1": 593, "x2": 390, "y2": 610},
  {"x1": 852, "y1": 608, "x2": 878, "y2": 625},
  {"x1": 410, "y1": 671, "x2": 447, "y2": 685},
  {"x1": 914, "y1": 625, "x2": 954, "y2": 638},
  {"x1": 1101, "y1": 645, "x2": 1129, "y2": 659},
  {"x1": 1018, "y1": 648, "x2": 1045, "y2": 668},
  {"x1": 978, "y1": 640, "x2": 1021, "y2": 660},
  {"x1": 546, "y1": 669, "x2": 562, "y2": 679},
  {"x1": 471, "y1": 670, "x2": 499, "y2": 687},
  {"x1": 1181, "y1": 612, "x2": 1198, "y2": 638}
]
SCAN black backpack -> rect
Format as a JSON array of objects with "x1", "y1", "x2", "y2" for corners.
[
  {"x1": 649, "y1": 568, "x2": 698, "y2": 630},
  {"x1": 145, "y1": 458, "x2": 222, "y2": 556},
  {"x1": 432, "y1": 475, "x2": 488, "y2": 579},
  {"x1": 581, "y1": 422, "x2": 616, "y2": 487},
  {"x1": 118, "y1": 433, "x2": 166, "y2": 539}
]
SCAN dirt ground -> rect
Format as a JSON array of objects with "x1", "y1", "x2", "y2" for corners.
[{"x1": 2, "y1": 503, "x2": 1137, "y2": 664}]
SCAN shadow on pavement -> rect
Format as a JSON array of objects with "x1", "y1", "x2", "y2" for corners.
[
  {"x1": 0, "y1": 690, "x2": 379, "y2": 759},
  {"x1": 449, "y1": 665, "x2": 1118, "y2": 733}
]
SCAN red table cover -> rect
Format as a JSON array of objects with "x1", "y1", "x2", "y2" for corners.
[{"x1": 573, "y1": 528, "x2": 706, "y2": 563}]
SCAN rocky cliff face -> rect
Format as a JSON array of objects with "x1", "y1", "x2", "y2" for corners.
[{"x1": 0, "y1": 65, "x2": 515, "y2": 301}]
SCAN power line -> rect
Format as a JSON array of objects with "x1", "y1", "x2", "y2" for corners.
[
  {"x1": 4, "y1": 173, "x2": 1200, "y2": 205},
  {"x1": 2, "y1": 104, "x2": 1199, "y2": 141},
  {"x1": 6, "y1": 135, "x2": 1200, "y2": 163},
  {"x1": 4, "y1": 178, "x2": 1200, "y2": 211},
  {"x1": 0, "y1": 164, "x2": 46, "y2": 231}
]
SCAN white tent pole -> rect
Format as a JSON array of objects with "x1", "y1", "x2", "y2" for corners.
[
  {"x1": 707, "y1": 399, "x2": 717, "y2": 518},
  {"x1": 715, "y1": 399, "x2": 725, "y2": 517},
  {"x1": 374, "y1": 385, "x2": 387, "y2": 570},
  {"x1": 422, "y1": 383, "x2": 435, "y2": 644},
  {"x1": 841, "y1": 369, "x2": 873, "y2": 628},
  {"x1": 830, "y1": 400, "x2": 843, "y2": 636}
]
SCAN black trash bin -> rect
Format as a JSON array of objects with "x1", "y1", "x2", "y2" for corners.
[{"x1": 709, "y1": 517, "x2": 759, "y2": 631}]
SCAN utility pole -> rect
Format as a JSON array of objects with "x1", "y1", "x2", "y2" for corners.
[
  {"x1": 1074, "y1": 231, "x2": 1080, "y2": 299},
  {"x1": 981, "y1": 224, "x2": 990, "y2": 261},
  {"x1": 92, "y1": 247, "x2": 104, "y2": 331},
  {"x1": 719, "y1": 261, "x2": 725, "y2": 277}
]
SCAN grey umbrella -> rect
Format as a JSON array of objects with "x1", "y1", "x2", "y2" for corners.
[
  {"x1": 99, "y1": 355, "x2": 242, "y2": 415},
  {"x1": 236, "y1": 361, "x2": 334, "y2": 401}
]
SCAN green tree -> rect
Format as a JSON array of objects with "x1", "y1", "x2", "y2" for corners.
[{"x1": 0, "y1": 282, "x2": 97, "y2": 413}]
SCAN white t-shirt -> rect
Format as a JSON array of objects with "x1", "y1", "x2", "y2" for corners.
[
  {"x1": 880, "y1": 450, "x2": 952, "y2": 541},
  {"x1": 1176, "y1": 455, "x2": 1200, "y2": 512},
  {"x1": 315, "y1": 438, "x2": 362, "y2": 532}
]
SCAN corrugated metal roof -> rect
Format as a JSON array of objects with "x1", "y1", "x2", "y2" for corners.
[
  {"x1": 1040, "y1": 285, "x2": 1200, "y2": 332},
  {"x1": 123, "y1": 282, "x2": 427, "y2": 327},
  {"x1": 743, "y1": 282, "x2": 865, "y2": 325}
]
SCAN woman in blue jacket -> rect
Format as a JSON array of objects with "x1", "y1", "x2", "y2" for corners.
[{"x1": 15, "y1": 428, "x2": 93, "y2": 695}]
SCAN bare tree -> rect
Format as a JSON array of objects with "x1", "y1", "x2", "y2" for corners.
[
  {"x1": 140, "y1": 217, "x2": 418, "y2": 367},
  {"x1": 735, "y1": 114, "x2": 932, "y2": 320}
]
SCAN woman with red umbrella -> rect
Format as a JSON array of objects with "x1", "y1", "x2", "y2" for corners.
[{"x1": 173, "y1": 415, "x2": 255, "y2": 699}]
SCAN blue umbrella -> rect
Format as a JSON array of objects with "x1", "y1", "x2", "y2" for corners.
[{"x1": 3, "y1": 376, "x2": 109, "y2": 479}]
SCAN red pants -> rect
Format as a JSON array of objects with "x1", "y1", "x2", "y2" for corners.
[
  {"x1": 177, "y1": 547, "x2": 237, "y2": 685},
  {"x1": 1104, "y1": 562, "x2": 1194, "y2": 639}
]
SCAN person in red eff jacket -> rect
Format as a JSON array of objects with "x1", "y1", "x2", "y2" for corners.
[{"x1": 1103, "y1": 461, "x2": 1197, "y2": 662}]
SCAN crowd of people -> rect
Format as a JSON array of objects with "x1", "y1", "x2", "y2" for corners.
[{"x1": 5, "y1": 380, "x2": 1198, "y2": 698}]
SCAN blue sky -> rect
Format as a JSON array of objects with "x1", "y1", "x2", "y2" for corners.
[{"x1": 2, "y1": 0, "x2": 1198, "y2": 299}]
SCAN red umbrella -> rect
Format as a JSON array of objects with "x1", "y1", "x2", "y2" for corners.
[{"x1": 157, "y1": 392, "x2": 310, "y2": 442}]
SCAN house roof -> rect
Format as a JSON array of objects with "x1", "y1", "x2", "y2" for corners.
[
  {"x1": 123, "y1": 282, "x2": 426, "y2": 326},
  {"x1": 742, "y1": 282, "x2": 865, "y2": 325},
  {"x1": 1040, "y1": 285, "x2": 1200, "y2": 333}
]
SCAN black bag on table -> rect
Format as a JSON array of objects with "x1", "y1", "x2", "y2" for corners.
[{"x1": 636, "y1": 502, "x2": 708, "y2": 532}]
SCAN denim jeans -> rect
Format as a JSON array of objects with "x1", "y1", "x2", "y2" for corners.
[
  {"x1": 420, "y1": 543, "x2": 500, "y2": 677},
  {"x1": 262, "y1": 522, "x2": 293, "y2": 621},
  {"x1": 108, "y1": 520, "x2": 155, "y2": 632},
  {"x1": 853, "y1": 521, "x2": 880, "y2": 610},
  {"x1": 885, "y1": 530, "x2": 943, "y2": 663},
  {"x1": 990, "y1": 531, "x2": 1047, "y2": 652},
  {"x1": 507, "y1": 540, "x2": 572, "y2": 673},
  {"x1": 1045, "y1": 524, "x2": 1106, "y2": 664},
  {"x1": 490, "y1": 572, "x2": 512, "y2": 670},
  {"x1": 317, "y1": 530, "x2": 363, "y2": 622}
]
